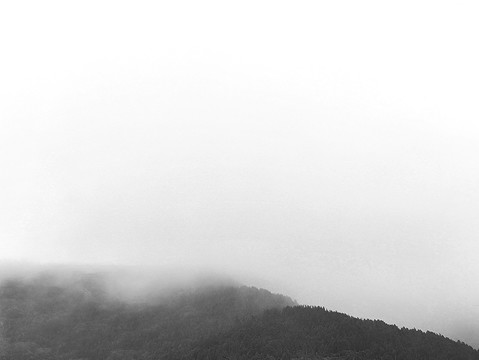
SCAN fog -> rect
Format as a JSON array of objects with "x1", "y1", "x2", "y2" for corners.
[
  {"x1": 0, "y1": 262, "x2": 243, "y2": 305},
  {"x1": 1, "y1": 0, "x2": 479, "y2": 348}
]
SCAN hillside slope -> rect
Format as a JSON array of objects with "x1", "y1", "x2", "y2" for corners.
[
  {"x1": 0, "y1": 273, "x2": 477, "y2": 360},
  {"x1": 0, "y1": 273, "x2": 295, "y2": 360},
  {"x1": 191, "y1": 306, "x2": 479, "y2": 360}
]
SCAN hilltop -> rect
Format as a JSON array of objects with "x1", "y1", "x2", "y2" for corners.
[{"x1": 0, "y1": 270, "x2": 477, "y2": 360}]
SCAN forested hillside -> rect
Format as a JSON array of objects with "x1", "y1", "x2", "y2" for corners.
[
  {"x1": 0, "y1": 273, "x2": 294, "y2": 359},
  {"x1": 191, "y1": 306, "x2": 479, "y2": 360},
  {"x1": 0, "y1": 273, "x2": 477, "y2": 360}
]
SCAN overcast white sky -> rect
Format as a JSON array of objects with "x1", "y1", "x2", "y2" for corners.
[{"x1": 1, "y1": 0, "x2": 479, "y2": 347}]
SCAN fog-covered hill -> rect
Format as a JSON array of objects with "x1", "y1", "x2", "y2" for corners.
[
  {"x1": 0, "y1": 270, "x2": 477, "y2": 360},
  {"x1": 0, "y1": 271, "x2": 295, "y2": 359}
]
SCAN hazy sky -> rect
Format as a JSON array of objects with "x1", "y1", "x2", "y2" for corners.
[{"x1": 1, "y1": 0, "x2": 479, "y2": 347}]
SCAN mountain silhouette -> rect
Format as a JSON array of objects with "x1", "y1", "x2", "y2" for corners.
[{"x1": 0, "y1": 271, "x2": 477, "y2": 360}]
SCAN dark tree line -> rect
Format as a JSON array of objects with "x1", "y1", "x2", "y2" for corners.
[
  {"x1": 0, "y1": 275, "x2": 477, "y2": 360},
  {"x1": 191, "y1": 306, "x2": 479, "y2": 360}
]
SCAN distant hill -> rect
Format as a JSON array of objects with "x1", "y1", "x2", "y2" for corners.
[
  {"x1": 191, "y1": 306, "x2": 479, "y2": 360},
  {"x1": 0, "y1": 272, "x2": 295, "y2": 360},
  {"x1": 0, "y1": 271, "x2": 477, "y2": 360}
]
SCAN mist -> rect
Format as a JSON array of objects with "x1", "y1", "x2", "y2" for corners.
[
  {"x1": 0, "y1": 262, "x2": 245, "y2": 305},
  {"x1": 1, "y1": 0, "x2": 479, "y2": 349}
]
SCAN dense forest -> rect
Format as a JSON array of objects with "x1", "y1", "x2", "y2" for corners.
[
  {"x1": 191, "y1": 306, "x2": 479, "y2": 360},
  {"x1": 0, "y1": 272, "x2": 477, "y2": 360}
]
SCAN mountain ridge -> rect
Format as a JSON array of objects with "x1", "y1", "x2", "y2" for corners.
[{"x1": 0, "y1": 271, "x2": 477, "y2": 359}]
